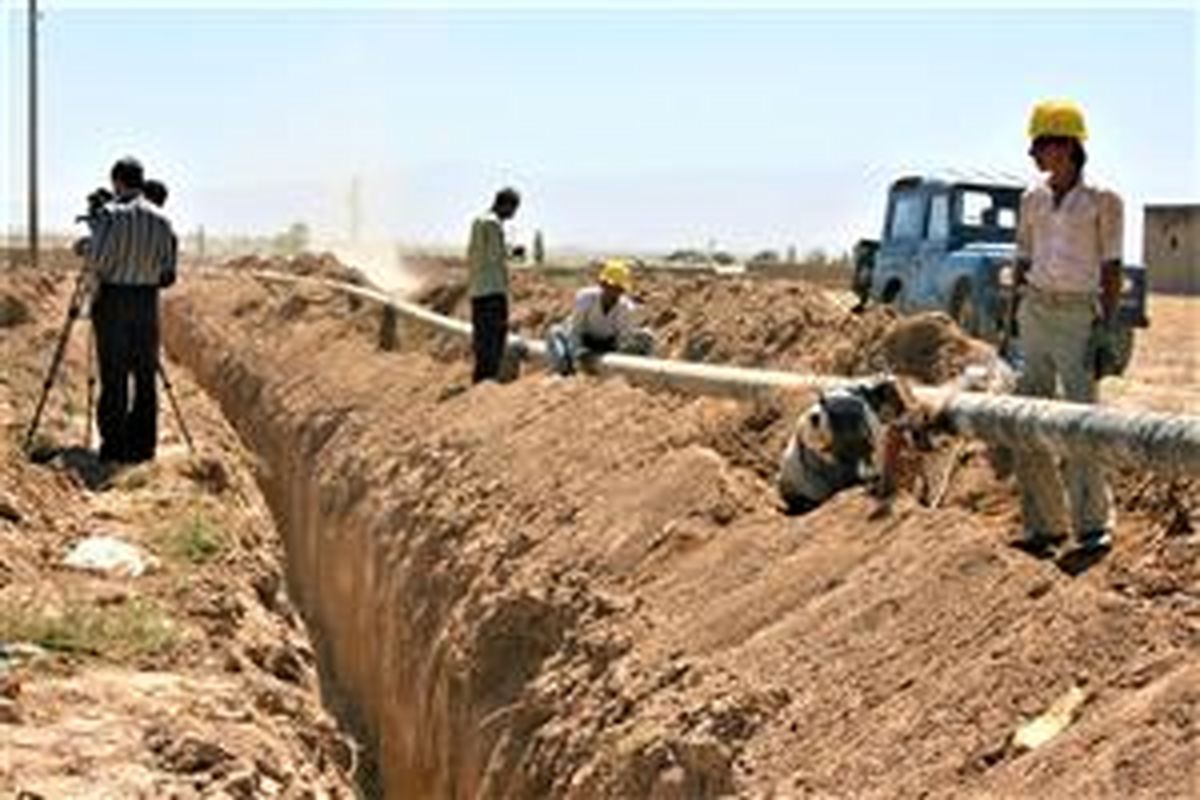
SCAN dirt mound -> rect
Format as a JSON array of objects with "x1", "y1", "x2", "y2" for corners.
[
  {"x1": 410, "y1": 268, "x2": 984, "y2": 384},
  {"x1": 163, "y1": 267, "x2": 1199, "y2": 799},
  {"x1": 856, "y1": 311, "x2": 999, "y2": 384},
  {"x1": 221, "y1": 251, "x2": 369, "y2": 286}
]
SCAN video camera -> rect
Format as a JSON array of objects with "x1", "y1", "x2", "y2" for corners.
[
  {"x1": 75, "y1": 187, "x2": 114, "y2": 224},
  {"x1": 71, "y1": 187, "x2": 115, "y2": 257}
]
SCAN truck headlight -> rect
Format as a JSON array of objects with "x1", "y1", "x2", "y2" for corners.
[{"x1": 997, "y1": 263, "x2": 1015, "y2": 287}]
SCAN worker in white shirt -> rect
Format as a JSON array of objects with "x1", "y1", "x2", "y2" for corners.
[
  {"x1": 546, "y1": 259, "x2": 655, "y2": 375},
  {"x1": 1011, "y1": 99, "x2": 1124, "y2": 562}
]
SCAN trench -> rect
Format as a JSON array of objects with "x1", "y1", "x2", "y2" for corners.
[
  {"x1": 159, "y1": 286, "x2": 597, "y2": 798},
  {"x1": 162, "y1": 307, "x2": 404, "y2": 796}
]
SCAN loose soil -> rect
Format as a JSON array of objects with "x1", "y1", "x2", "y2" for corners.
[{"x1": 151, "y1": 254, "x2": 1196, "y2": 798}]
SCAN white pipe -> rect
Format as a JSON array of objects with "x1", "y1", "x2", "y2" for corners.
[{"x1": 197, "y1": 268, "x2": 1200, "y2": 477}]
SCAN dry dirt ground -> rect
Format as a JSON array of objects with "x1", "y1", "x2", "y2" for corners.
[
  {"x1": 1, "y1": 250, "x2": 356, "y2": 798},
  {"x1": 145, "y1": 254, "x2": 1197, "y2": 798},
  {"x1": 1104, "y1": 294, "x2": 1200, "y2": 415},
  {"x1": 2, "y1": 250, "x2": 1196, "y2": 798}
]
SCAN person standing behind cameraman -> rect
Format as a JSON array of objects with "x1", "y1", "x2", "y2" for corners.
[{"x1": 86, "y1": 157, "x2": 177, "y2": 463}]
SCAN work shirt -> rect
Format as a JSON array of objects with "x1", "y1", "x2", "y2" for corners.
[
  {"x1": 87, "y1": 193, "x2": 177, "y2": 287},
  {"x1": 569, "y1": 286, "x2": 637, "y2": 347},
  {"x1": 1016, "y1": 178, "x2": 1123, "y2": 295},
  {"x1": 466, "y1": 211, "x2": 508, "y2": 299}
]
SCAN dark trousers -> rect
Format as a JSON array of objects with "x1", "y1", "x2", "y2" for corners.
[
  {"x1": 91, "y1": 284, "x2": 160, "y2": 462},
  {"x1": 580, "y1": 332, "x2": 617, "y2": 354},
  {"x1": 471, "y1": 294, "x2": 509, "y2": 383}
]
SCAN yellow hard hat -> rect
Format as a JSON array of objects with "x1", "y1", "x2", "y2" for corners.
[
  {"x1": 1028, "y1": 100, "x2": 1088, "y2": 141},
  {"x1": 599, "y1": 258, "x2": 633, "y2": 292}
]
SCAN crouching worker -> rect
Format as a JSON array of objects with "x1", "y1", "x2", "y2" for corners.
[
  {"x1": 546, "y1": 259, "x2": 655, "y2": 376},
  {"x1": 778, "y1": 376, "x2": 927, "y2": 514}
]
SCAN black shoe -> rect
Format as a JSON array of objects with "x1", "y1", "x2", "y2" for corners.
[
  {"x1": 1055, "y1": 530, "x2": 1113, "y2": 576},
  {"x1": 1010, "y1": 532, "x2": 1067, "y2": 560},
  {"x1": 1077, "y1": 529, "x2": 1113, "y2": 553}
]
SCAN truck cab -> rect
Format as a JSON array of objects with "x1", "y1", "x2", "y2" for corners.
[{"x1": 859, "y1": 173, "x2": 1148, "y2": 344}]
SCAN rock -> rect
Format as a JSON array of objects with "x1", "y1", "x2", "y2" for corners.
[
  {"x1": 0, "y1": 671, "x2": 21, "y2": 699},
  {"x1": 62, "y1": 535, "x2": 159, "y2": 578},
  {"x1": 0, "y1": 698, "x2": 22, "y2": 724},
  {"x1": 0, "y1": 642, "x2": 48, "y2": 667},
  {"x1": 0, "y1": 293, "x2": 30, "y2": 328},
  {"x1": 0, "y1": 497, "x2": 20, "y2": 524},
  {"x1": 181, "y1": 455, "x2": 231, "y2": 495},
  {"x1": 149, "y1": 730, "x2": 234, "y2": 774},
  {"x1": 218, "y1": 769, "x2": 259, "y2": 799}
]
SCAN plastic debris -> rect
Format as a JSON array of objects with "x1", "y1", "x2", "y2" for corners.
[
  {"x1": 63, "y1": 535, "x2": 159, "y2": 578},
  {"x1": 1012, "y1": 685, "x2": 1088, "y2": 752}
]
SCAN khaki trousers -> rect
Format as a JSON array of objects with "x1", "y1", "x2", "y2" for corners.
[{"x1": 1013, "y1": 290, "x2": 1114, "y2": 538}]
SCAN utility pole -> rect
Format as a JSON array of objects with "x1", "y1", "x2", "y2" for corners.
[{"x1": 28, "y1": 0, "x2": 39, "y2": 269}]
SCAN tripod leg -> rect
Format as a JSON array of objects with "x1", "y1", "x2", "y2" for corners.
[
  {"x1": 85, "y1": 325, "x2": 96, "y2": 450},
  {"x1": 157, "y1": 360, "x2": 195, "y2": 455},
  {"x1": 23, "y1": 294, "x2": 83, "y2": 453}
]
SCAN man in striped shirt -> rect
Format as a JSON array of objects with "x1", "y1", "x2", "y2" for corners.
[{"x1": 85, "y1": 156, "x2": 177, "y2": 463}]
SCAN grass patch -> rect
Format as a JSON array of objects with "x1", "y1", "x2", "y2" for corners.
[
  {"x1": 112, "y1": 463, "x2": 156, "y2": 491},
  {"x1": 157, "y1": 510, "x2": 227, "y2": 565},
  {"x1": 0, "y1": 597, "x2": 177, "y2": 660}
]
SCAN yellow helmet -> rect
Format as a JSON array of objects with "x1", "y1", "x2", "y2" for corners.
[
  {"x1": 1028, "y1": 100, "x2": 1088, "y2": 141},
  {"x1": 598, "y1": 258, "x2": 633, "y2": 292}
]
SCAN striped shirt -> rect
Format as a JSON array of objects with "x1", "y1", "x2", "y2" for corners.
[{"x1": 87, "y1": 193, "x2": 177, "y2": 286}]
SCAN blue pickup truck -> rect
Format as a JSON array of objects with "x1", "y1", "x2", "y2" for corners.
[{"x1": 853, "y1": 174, "x2": 1149, "y2": 362}]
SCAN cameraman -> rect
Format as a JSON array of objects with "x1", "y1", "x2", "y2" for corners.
[{"x1": 85, "y1": 157, "x2": 177, "y2": 463}]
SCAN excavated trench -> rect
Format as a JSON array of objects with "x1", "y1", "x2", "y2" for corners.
[{"x1": 159, "y1": 271, "x2": 1200, "y2": 800}]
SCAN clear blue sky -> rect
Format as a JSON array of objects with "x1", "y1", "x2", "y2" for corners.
[{"x1": 3, "y1": 4, "x2": 1197, "y2": 257}]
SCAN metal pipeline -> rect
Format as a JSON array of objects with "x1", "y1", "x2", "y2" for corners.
[{"x1": 199, "y1": 267, "x2": 1200, "y2": 478}]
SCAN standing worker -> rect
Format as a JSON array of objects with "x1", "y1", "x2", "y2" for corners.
[
  {"x1": 85, "y1": 157, "x2": 177, "y2": 463},
  {"x1": 466, "y1": 187, "x2": 521, "y2": 383},
  {"x1": 1011, "y1": 100, "x2": 1124, "y2": 561}
]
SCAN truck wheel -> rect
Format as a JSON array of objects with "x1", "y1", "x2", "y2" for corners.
[
  {"x1": 882, "y1": 280, "x2": 902, "y2": 305},
  {"x1": 950, "y1": 281, "x2": 977, "y2": 334}
]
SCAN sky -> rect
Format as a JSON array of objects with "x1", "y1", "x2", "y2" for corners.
[{"x1": 2, "y1": 1, "x2": 1198, "y2": 258}]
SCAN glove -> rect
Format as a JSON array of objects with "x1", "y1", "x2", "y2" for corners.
[{"x1": 1087, "y1": 318, "x2": 1133, "y2": 379}]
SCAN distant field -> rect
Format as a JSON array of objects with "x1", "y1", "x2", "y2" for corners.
[{"x1": 1104, "y1": 293, "x2": 1200, "y2": 413}]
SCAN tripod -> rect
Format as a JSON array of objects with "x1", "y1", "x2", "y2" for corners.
[{"x1": 24, "y1": 267, "x2": 195, "y2": 458}]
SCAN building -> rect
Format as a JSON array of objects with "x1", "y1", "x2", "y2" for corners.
[{"x1": 1143, "y1": 204, "x2": 1200, "y2": 294}]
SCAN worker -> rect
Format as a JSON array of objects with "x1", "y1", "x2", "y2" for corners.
[
  {"x1": 85, "y1": 157, "x2": 177, "y2": 463},
  {"x1": 1011, "y1": 100, "x2": 1124, "y2": 561},
  {"x1": 466, "y1": 187, "x2": 521, "y2": 383},
  {"x1": 141, "y1": 179, "x2": 178, "y2": 288},
  {"x1": 143, "y1": 178, "x2": 168, "y2": 208},
  {"x1": 545, "y1": 259, "x2": 655, "y2": 376},
  {"x1": 778, "y1": 376, "x2": 919, "y2": 514}
]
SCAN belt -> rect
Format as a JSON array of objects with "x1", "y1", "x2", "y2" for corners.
[{"x1": 1025, "y1": 286, "x2": 1096, "y2": 308}]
